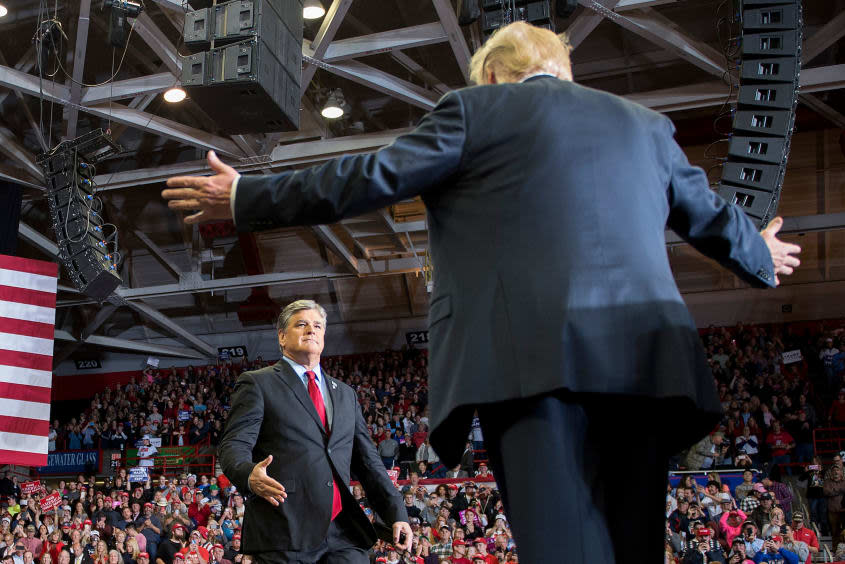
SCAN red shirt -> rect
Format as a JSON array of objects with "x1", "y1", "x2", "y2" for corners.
[
  {"x1": 766, "y1": 431, "x2": 794, "y2": 457},
  {"x1": 793, "y1": 526, "x2": 819, "y2": 550}
]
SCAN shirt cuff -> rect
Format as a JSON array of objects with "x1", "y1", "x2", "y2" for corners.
[{"x1": 230, "y1": 175, "x2": 240, "y2": 226}]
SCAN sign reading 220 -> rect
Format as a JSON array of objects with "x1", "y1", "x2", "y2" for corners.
[{"x1": 218, "y1": 346, "x2": 248, "y2": 358}]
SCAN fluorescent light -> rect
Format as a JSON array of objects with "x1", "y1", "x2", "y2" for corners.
[
  {"x1": 303, "y1": 0, "x2": 325, "y2": 19},
  {"x1": 0, "y1": 5, "x2": 8, "y2": 17},
  {"x1": 321, "y1": 105, "x2": 344, "y2": 119},
  {"x1": 163, "y1": 87, "x2": 186, "y2": 103}
]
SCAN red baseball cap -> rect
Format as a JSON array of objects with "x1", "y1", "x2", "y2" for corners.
[
  {"x1": 173, "y1": 555, "x2": 185, "y2": 562},
  {"x1": 144, "y1": 503, "x2": 153, "y2": 508},
  {"x1": 212, "y1": 545, "x2": 223, "y2": 550},
  {"x1": 196, "y1": 526, "x2": 209, "y2": 539},
  {"x1": 83, "y1": 520, "x2": 92, "y2": 525},
  {"x1": 232, "y1": 534, "x2": 241, "y2": 540},
  {"x1": 452, "y1": 540, "x2": 465, "y2": 546},
  {"x1": 172, "y1": 524, "x2": 186, "y2": 531},
  {"x1": 138, "y1": 553, "x2": 149, "y2": 560},
  {"x1": 771, "y1": 534, "x2": 783, "y2": 543},
  {"x1": 473, "y1": 538, "x2": 487, "y2": 545}
]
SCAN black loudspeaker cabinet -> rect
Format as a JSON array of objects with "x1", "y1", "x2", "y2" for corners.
[
  {"x1": 184, "y1": 8, "x2": 213, "y2": 53},
  {"x1": 187, "y1": 37, "x2": 300, "y2": 133},
  {"x1": 45, "y1": 174, "x2": 121, "y2": 300},
  {"x1": 213, "y1": 0, "x2": 294, "y2": 47}
]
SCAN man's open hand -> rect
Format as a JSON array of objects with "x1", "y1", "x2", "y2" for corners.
[
  {"x1": 392, "y1": 521, "x2": 413, "y2": 551},
  {"x1": 248, "y1": 455, "x2": 287, "y2": 507},
  {"x1": 760, "y1": 216, "x2": 801, "y2": 286},
  {"x1": 162, "y1": 150, "x2": 239, "y2": 225}
]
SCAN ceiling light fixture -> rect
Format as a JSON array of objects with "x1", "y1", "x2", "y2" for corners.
[
  {"x1": 163, "y1": 87, "x2": 187, "y2": 103},
  {"x1": 303, "y1": 0, "x2": 325, "y2": 19},
  {"x1": 321, "y1": 91, "x2": 344, "y2": 119},
  {"x1": 0, "y1": 5, "x2": 8, "y2": 17}
]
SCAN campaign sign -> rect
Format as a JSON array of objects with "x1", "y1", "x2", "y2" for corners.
[
  {"x1": 40, "y1": 492, "x2": 61, "y2": 511},
  {"x1": 386, "y1": 469, "x2": 399, "y2": 488},
  {"x1": 178, "y1": 410, "x2": 192, "y2": 421},
  {"x1": 129, "y1": 467, "x2": 149, "y2": 483},
  {"x1": 782, "y1": 350, "x2": 803, "y2": 364},
  {"x1": 21, "y1": 481, "x2": 41, "y2": 494}
]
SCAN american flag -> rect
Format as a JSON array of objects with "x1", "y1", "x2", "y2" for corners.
[{"x1": 0, "y1": 254, "x2": 57, "y2": 467}]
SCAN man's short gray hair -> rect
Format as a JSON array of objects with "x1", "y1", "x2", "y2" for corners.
[{"x1": 276, "y1": 300, "x2": 328, "y2": 333}]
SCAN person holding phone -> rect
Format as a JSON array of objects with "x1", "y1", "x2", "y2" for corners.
[{"x1": 752, "y1": 534, "x2": 798, "y2": 563}]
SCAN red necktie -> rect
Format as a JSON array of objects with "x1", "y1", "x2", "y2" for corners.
[{"x1": 306, "y1": 370, "x2": 342, "y2": 520}]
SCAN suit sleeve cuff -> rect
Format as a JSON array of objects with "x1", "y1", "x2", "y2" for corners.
[{"x1": 230, "y1": 175, "x2": 240, "y2": 226}]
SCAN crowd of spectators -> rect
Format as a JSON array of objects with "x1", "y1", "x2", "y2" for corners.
[
  {"x1": 0, "y1": 466, "x2": 514, "y2": 563},
  {"x1": 9, "y1": 320, "x2": 845, "y2": 564},
  {"x1": 665, "y1": 323, "x2": 845, "y2": 563}
]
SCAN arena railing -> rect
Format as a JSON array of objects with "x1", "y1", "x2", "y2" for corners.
[
  {"x1": 813, "y1": 427, "x2": 845, "y2": 457},
  {"x1": 122, "y1": 452, "x2": 217, "y2": 479}
]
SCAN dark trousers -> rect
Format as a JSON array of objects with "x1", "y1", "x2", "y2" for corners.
[
  {"x1": 478, "y1": 392, "x2": 670, "y2": 564},
  {"x1": 251, "y1": 513, "x2": 368, "y2": 564}
]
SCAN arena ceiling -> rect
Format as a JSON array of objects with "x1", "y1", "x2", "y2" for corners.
[{"x1": 1, "y1": 0, "x2": 844, "y2": 363}]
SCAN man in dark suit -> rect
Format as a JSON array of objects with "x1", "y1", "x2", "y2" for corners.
[
  {"x1": 164, "y1": 21, "x2": 801, "y2": 564},
  {"x1": 217, "y1": 300, "x2": 411, "y2": 563}
]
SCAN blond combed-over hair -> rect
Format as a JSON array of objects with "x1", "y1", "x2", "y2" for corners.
[{"x1": 469, "y1": 21, "x2": 573, "y2": 85}]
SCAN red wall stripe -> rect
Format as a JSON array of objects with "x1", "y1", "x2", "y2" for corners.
[
  {"x1": 0, "y1": 256, "x2": 58, "y2": 278},
  {"x1": 0, "y1": 316, "x2": 56, "y2": 340}
]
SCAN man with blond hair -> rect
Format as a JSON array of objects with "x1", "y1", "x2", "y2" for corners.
[{"x1": 166, "y1": 21, "x2": 801, "y2": 564}]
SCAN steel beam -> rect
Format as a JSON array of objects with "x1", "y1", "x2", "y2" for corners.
[
  {"x1": 123, "y1": 300, "x2": 217, "y2": 357},
  {"x1": 148, "y1": 0, "x2": 194, "y2": 12},
  {"x1": 0, "y1": 49, "x2": 46, "y2": 152},
  {"x1": 81, "y1": 73, "x2": 176, "y2": 105},
  {"x1": 799, "y1": 94, "x2": 845, "y2": 129},
  {"x1": 665, "y1": 212, "x2": 845, "y2": 245},
  {"x1": 0, "y1": 47, "x2": 36, "y2": 108},
  {"x1": 301, "y1": 0, "x2": 355, "y2": 94},
  {"x1": 83, "y1": 102, "x2": 245, "y2": 156},
  {"x1": 567, "y1": 0, "x2": 621, "y2": 49},
  {"x1": 133, "y1": 229, "x2": 184, "y2": 278},
  {"x1": 311, "y1": 225, "x2": 359, "y2": 273},
  {"x1": 18, "y1": 223, "x2": 58, "y2": 258},
  {"x1": 344, "y1": 15, "x2": 450, "y2": 96},
  {"x1": 431, "y1": 0, "x2": 471, "y2": 84},
  {"x1": 54, "y1": 330, "x2": 209, "y2": 359},
  {"x1": 614, "y1": 0, "x2": 676, "y2": 10},
  {"x1": 57, "y1": 268, "x2": 351, "y2": 306},
  {"x1": 0, "y1": 126, "x2": 44, "y2": 180},
  {"x1": 0, "y1": 65, "x2": 72, "y2": 105},
  {"x1": 133, "y1": 12, "x2": 182, "y2": 75},
  {"x1": 65, "y1": 0, "x2": 92, "y2": 139},
  {"x1": 626, "y1": 64, "x2": 845, "y2": 113},
  {"x1": 89, "y1": 63, "x2": 845, "y2": 191},
  {"x1": 803, "y1": 10, "x2": 845, "y2": 64},
  {"x1": 0, "y1": 166, "x2": 43, "y2": 191},
  {"x1": 321, "y1": 23, "x2": 448, "y2": 63},
  {"x1": 306, "y1": 57, "x2": 439, "y2": 110},
  {"x1": 580, "y1": 3, "x2": 725, "y2": 77}
]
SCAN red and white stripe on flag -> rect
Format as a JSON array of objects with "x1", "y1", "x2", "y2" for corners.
[{"x1": 0, "y1": 254, "x2": 58, "y2": 467}]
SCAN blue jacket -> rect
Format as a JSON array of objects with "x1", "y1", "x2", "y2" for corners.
[
  {"x1": 752, "y1": 547, "x2": 799, "y2": 563},
  {"x1": 235, "y1": 76, "x2": 776, "y2": 465}
]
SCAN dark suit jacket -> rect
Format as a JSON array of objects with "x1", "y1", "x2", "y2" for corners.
[
  {"x1": 234, "y1": 76, "x2": 775, "y2": 466},
  {"x1": 217, "y1": 361, "x2": 406, "y2": 552}
]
